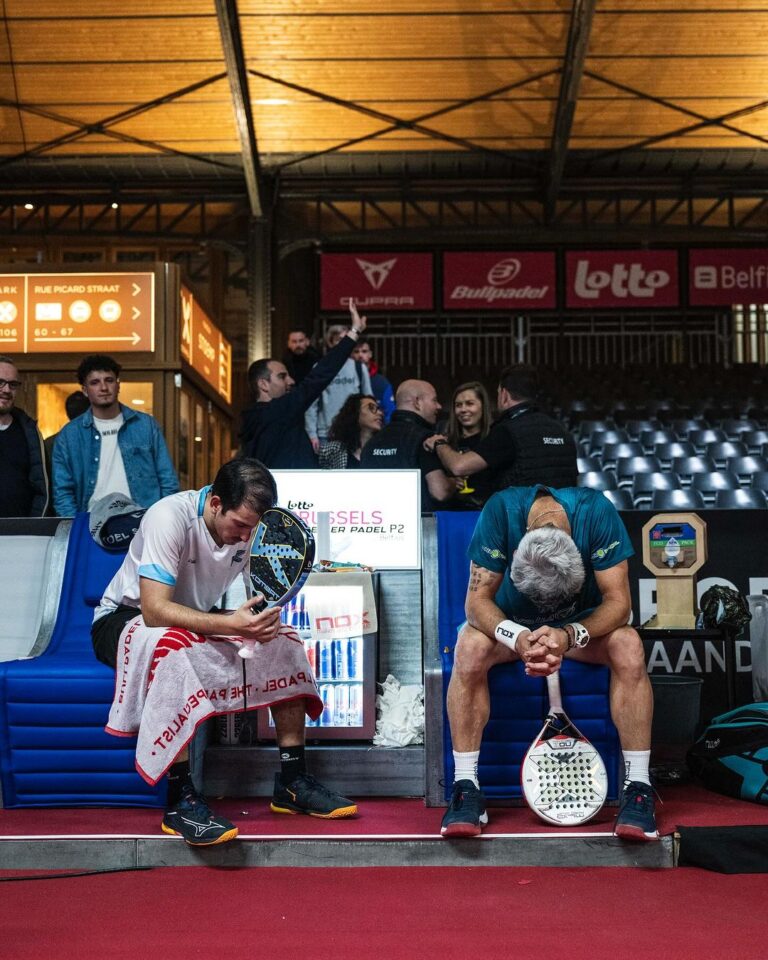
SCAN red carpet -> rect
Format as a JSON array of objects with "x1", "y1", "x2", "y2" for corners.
[
  {"x1": 2, "y1": 865, "x2": 767, "y2": 960},
  {"x1": 1, "y1": 783, "x2": 767, "y2": 837}
]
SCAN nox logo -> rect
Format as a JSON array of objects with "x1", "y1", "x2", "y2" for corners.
[
  {"x1": 356, "y1": 257, "x2": 397, "y2": 290},
  {"x1": 573, "y1": 259, "x2": 670, "y2": 299},
  {"x1": 487, "y1": 257, "x2": 521, "y2": 286}
]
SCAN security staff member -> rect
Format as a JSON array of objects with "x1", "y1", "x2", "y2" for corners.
[
  {"x1": 424, "y1": 365, "x2": 577, "y2": 493},
  {"x1": 360, "y1": 378, "x2": 454, "y2": 511}
]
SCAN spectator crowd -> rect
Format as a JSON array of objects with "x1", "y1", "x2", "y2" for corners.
[{"x1": 1, "y1": 302, "x2": 577, "y2": 519}]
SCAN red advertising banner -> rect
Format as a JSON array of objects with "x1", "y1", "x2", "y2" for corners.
[
  {"x1": 443, "y1": 252, "x2": 556, "y2": 310},
  {"x1": 689, "y1": 248, "x2": 768, "y2": 306},
  {"x1": 566, "y1": 250, "x2": 679, "y2": 309},
  {"x1": 320, "y1": 253, "x2": 433, "y2": 311}
]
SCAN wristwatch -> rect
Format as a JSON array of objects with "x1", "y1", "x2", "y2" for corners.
[
  {"x1": 433, "y1": 438, "x2": 448, "y2": 448},
  {"x1": 565, "y1": 621, "x2": 590, "y2": 649}
]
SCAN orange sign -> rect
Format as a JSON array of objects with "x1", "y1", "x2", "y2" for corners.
[
  {"x1": 2, "y1": 272, "x2": 155, "y2": 353},
  {"x1": 180, "y1": 285, "x2": 232, "y2": 404},
  {"x1": 0, "y1": 271, "x2": 155, "y2": 354},
  {"x1": 0, "y1": 275, "x2": 25, "y2": 351}
]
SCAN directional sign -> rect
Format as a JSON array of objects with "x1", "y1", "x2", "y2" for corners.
[
  {"x1": 0, "y1": 275, "x2": 25, "y2": 351},
  {"x1": 180, "y1": 284, "x2": 232, "y2": 404},
  {"x1": 18, "y1": 272, "x2": 155, "y2": 354}
]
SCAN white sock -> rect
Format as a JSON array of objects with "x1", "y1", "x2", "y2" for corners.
[
  {"x1": 623, "y1": 750, "x2": 651, "y2": 786},
  {"x1": 453, "y1": 750, "x2": 480, "y2": 788}
]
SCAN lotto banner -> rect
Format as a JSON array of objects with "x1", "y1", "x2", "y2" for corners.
[
  {"x1": 565, "y1": 249, "x2": 680, "y2": 308},
  {"x1": 443, "y1": 252, "x2": 556, "y2": 310},
  {"x1": 320, "y1": 252, "x2": 433, "y2": 311},
  {"x1": 689, "y1": 248, "x2": 768, "y2": 306}
]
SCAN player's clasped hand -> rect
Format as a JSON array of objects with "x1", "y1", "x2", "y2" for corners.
[
  {"x1": 231, "y1": 594, "x2": 283, "y2": 643},
  {"x1": 518, "y1": 625, "x2": 567, "y2": 676}
]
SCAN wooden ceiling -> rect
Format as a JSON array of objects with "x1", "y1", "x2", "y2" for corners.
[
  {"x1": 2, "y1": 1, "x2": 768, "y2": 238},
  {"x1": 3, "y1": 2, "x2": 768, "y2": 158}
]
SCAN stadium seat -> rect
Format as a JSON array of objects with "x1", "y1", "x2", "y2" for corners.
[
  {"x1": 577, "y1": 471, "x2": 617, "y2": 491},
  {"x1": 691, "y1": 471, "x2": 740, "y2": 505},
  {"x1": 726, "y1": 455, "x2": 768, "y2": 485},
  {"x1": 624, "y1": 418, "x2": 662, "y2": 439},
  {"x1": 714, "y1": 489, "x2": 768, "y2": 509},
  {"x1": 706, "y1": 441, "x2": 748, "y2": 467},
  {"x1": 602, "y1": 488, "x2": 634, "y2": 510},
  {"x1": 719, "y1": 418, "x2": 758, "y2": 439},
  {"x1": 576, "y1": 418, "x2": 615, "y2": 441},
  {"x1": 671, "y1": 455, "x2": 717, "y2": 486},
  {"x1": 639, "y1": 429, "x2": 677, "y2": 451},
  {"x1": 601, "y1": 441, "x2": 645, "y2": 469},
  {"x1": 631, "y1": 472, "x2": 681, "y2": 508},
  {"x1": 652, "y1": 441, "x2": 696, "y2": 469},
  {"x1": 670, "y1": 418, "x2": 709, "y2": 438},
  {"x1": 650, "y1": 489, "x2": 706, "y2": 510},
  {"x1": 742, "y1": 430, "x2": 768, "y2": 454},
  {"x1": 688, "y1": 428, "x2": 726, "y2": 453},
  {"x1": 615, "y1": 455, "x2": 663, "y2": 487},
  {"x1": 750, "y1": 471, "x2": 768, "y2": 491},
  {"x1": 577, "y1": 455, "x2": 603, "y2": 472},
  {"x1": 585, "y1": 428, "x2": 629, "y2": 455}
]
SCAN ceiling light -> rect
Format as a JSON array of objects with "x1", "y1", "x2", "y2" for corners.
[
  {"x1": 111, "y1": 201, "x2": 119, "y2": 209},
  {"x1": 132, "y1": 398, "x2": 145, "y2": 405},
  {"x1": 23, "y1": 202, "x2": 34, "y2": 210},
  {"x1": 255, "y1": 98, "x2": 290, "y2": 106}
]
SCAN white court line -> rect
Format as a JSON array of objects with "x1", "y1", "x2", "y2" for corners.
[{"x1": 0, "y1": 831, "x2": 617, "y2": 841}]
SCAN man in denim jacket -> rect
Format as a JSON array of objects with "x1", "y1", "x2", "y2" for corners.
[{"x1": 52, "y1": 354, "x2": 178, "y2": 516}]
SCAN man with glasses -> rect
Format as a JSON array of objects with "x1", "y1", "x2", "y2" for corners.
[{"x1": 0, "y1": 355, "x2": 49, "y2": 517}]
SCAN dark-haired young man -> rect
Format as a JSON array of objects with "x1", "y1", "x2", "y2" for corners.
[
  {"x1": 52, "y1": 354, "x2": 178, "y2": 516},
  {"x1": 92, "y1": 457, "x2": 356, "y2": 846},
  {"x1": 282, "y1": 328, "x2": 320, "y2": 385},
  {"x1": 425, "y1": 364, "x2": 577, "y2": 494}
]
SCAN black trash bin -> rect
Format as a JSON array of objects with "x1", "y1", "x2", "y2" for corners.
[{"x1": 649, "y1": 674, "x2": 703, "y2": 783}]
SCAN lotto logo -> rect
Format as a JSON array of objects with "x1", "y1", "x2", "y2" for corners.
[{"x1": 573, "y1": 259, "x2": 671, "y2": 300}]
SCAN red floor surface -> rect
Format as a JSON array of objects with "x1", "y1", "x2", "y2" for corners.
[
  {"x1": 1, "y1": 782, "x2": 767, "y2": 837},
  {"x1": 2, "y1": 865, "x2": 768, "y2": 960}
]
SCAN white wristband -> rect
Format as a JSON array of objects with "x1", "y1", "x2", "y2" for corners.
[{"x1": 495, "y1": 619, "x2": 527, "y2": 652}]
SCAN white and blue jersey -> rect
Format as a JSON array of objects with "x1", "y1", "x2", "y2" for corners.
[
  {"x1": 467, "y1": 485, "x2": 634, "y2": 630},
  {"x1": 94, "y1": 485, "x2": 249, "y2": 623}
]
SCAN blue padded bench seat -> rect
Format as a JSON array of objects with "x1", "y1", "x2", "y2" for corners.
[
  {"x1": 0, "y1": 513, "x2": 165, "y2": 808},
  {"x1": 436, "y1": 510, "x2": 621, "y2": 802}
]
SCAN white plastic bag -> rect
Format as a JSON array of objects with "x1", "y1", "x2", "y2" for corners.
[{"x1": 373, "y1": 673, "x2": 424, "y2": 746}]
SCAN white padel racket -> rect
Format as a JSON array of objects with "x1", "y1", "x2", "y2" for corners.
[
  {"x1": 238, "y1": 507, "x2": 315, "y2": 659},
  {"x1": 521, "y1": 671, "x2": 608, "y2": 826}
]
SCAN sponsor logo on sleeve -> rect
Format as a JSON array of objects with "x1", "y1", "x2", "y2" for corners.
[{"x1": 591, "y1": 540, "x2": 620, "y2": 561}]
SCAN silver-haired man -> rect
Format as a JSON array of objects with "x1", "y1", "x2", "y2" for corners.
[{"x1": 441, "y1": 484, "x2": 657, "y2": 841}]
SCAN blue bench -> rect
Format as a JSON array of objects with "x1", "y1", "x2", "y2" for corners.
[
  {"x1": 436, "y1": 511, "x2": 622, "y2": 802},
  {"x1": 0, "y1": 513, "x2": 165, "y2": 808}
]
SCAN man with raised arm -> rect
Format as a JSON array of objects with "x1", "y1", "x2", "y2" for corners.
[
  {"x1": 441, "y1": 484, "x2": 657, "y2": 842},
  {"x1": 240, "y1": 303, "x2": 367, "y2": 468},
  {"x1": 92, "y1": 457, "x2": 357, "y2": 846}
]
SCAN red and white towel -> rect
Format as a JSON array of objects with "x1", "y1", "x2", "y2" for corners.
[{"x1": 106, "y1": 617, "x2": 322, "y2": 784}]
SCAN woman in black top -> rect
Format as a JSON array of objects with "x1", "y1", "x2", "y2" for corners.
[
  {"x1": 445, "y1": 381, "x2": 494, "y2": 509},
  {"x1": 319, "y1": 393, "x2": 384, "y2": 469}
]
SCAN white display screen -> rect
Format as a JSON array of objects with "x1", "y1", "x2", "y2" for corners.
[{"x1": 272, "y1": 469, "x2": 421, "y2": 570}]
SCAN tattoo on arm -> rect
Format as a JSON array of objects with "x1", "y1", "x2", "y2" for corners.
[{"x1": 468, "y1": 563, "x2": 499, "y2": 593}]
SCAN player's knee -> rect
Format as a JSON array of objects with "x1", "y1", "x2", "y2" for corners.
[
  {"x1": 607, "y1": 625, "x2": 646, "y2": 679},
  {"x1": 453, "y1": 624, "x2": 494, "y2": 678}
]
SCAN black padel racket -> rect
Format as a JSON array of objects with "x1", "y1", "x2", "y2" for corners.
[
  {"x1": 239, "y1": 507, "x2": 315, "y2": 659},
  {"x1": 521, "y1": 671, "x2": 608, "y2": 826}
]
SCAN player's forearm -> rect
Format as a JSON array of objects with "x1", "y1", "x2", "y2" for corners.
[
  {"x1": 141, "y1": 597, "x2": 235, "y2": 635},
  {"x1": 466, "y1": 596, "x2": 513, "y2": 641},
  {"x1": 580, "y1": 596, "x2": 631, "y2": 642}
]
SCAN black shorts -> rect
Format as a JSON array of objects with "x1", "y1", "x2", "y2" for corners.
[{"x1": 91, "y1": 605, "x2": 141, "y2": 669}]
